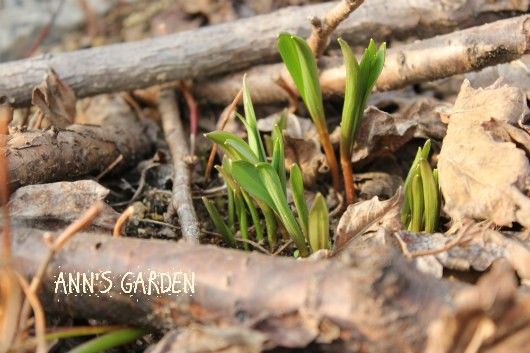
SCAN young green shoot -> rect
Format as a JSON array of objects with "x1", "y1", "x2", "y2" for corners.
[
  {"x1": 277, "y1": 33, "x2": 340, "y2": 193},
  {"x1": 308, "y1": 193, "x2": 330, "y2": 252},
  {"x1": 401, "y1": 139, "x2": 440, "y2": 233},
  {"x1": 338, "y1": 38, "x2": 386, "y2": 204}
]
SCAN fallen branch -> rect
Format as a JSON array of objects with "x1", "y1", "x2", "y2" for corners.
[
  {"x1": 194, "y1": 15, "x2": 530, "y2": 104},
  {"x1": 159, "y1": 89, "x2": 201, "y2": 244},
  {"x1": 11, "y1": 228, "x2": 530, "y2": 352},
  {"x1": 307, "y1": 0, "x2": 365, "y2": 56},
  {"x1": 0, "y1": 0, "x2": 526, "y2": 106},
  {"x1": 5, "y1": 108, "x2": 155, "y2": 191}
]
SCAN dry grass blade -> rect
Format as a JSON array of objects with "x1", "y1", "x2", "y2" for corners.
[
  {"x1": 113, "y1": 206, "x2": 134, "y2": 238},
  {"x1": 15, "y1": 273, "x2": 46, "y2": 353}
]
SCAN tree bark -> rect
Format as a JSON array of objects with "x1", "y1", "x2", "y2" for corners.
[
  {"x1": 0, "y1": 0, "x2": 527, "y2": 106},
  {"x1": 194, "y1": 15, "x2": 530, "y2": 104},
  {"x1": 5, "y1": 113, "x2": 154, "y2": 191}
]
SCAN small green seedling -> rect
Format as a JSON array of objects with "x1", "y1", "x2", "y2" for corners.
[
  {"x1": 339, "y1": 38, "x2": 386, "y2": 204},
  {"x1": 203, "y1": 77, "x2": 331, "y2": 257},
  {"x1": 401, "y1": 140, "x2": 440, "y2": 233},
  {"x1": 277, "y1": 33, "x2": 340, "y2": 193},
  {"x1": 308, "y1": 193, "x2": 330, "y2": 252}
]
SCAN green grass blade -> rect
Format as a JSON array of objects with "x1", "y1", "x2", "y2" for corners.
[
  {"x1": 231, "y1": 160, "x2": 275, "y2": 209},
  {"x1": 409, "y1": 174, "x2": 424, "y2": 232},
  {"x1": 235, "y1": 192, "x2": 249, "y2": 251},
  {"x1": 308, "y1": 193, "x2": 330, "y2": 252},
  {"x1": 271, "y1": 124, "x2": 286, "y2": 193},
  {"x1": 338, "y1": 38, "x2": 360, "y2": 153},
  {"x1": 278, "y1": 33, "x2": 304, "y2": 99},
  {"x1": 420, "y1": 158, "x2": 439, "y2": 233},
  {"x1": 256, "y1": 163, "x2": 308, "y2": 257},
  {"x1": 242, "y1": 190, "x2": 263, "y2": 242},
  {"x1": 67, "y1": 328, "x2": 146, "y2": 353},
  {"x1": 226, "y1": 185, "x2": 235, "y2": 229},
  {"x1": 205, "y1": 131, "x2": 258, "y2": 163},
  {"x1": 289, "y1": 164, "x2": 309, "y2": 239},
  {"x1": 262, "y1": 205, "x2": 278, "y2": 250},
  {"x1": 242, "y1": 76, "x2": 267, "y2": 162},
  {"x1": 202, "y1": 197, "x2": 236, "y2": 247}
]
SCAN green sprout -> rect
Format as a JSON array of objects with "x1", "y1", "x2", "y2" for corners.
[
  {"x1": 277, "y1": 33, "x2": 340, "y2": 193},
  {"x1": 203, "y1": 77, "x2": 331, "y2": 257},
  {"x1": 401, "y1": 139, "x2": 441, "y2": 233},
  {"x1": 339, "y1": 38, "x2": 386, "y2": 204}
]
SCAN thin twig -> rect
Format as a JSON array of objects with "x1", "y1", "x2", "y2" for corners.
[
  {"x1": 159, "y1": 89, "x2": 201, "y2": 243},
  {"x1": 113, "y1": 206, "x2": 134, "y2": 237},
  {"x1": 25, "y1": 0, "x2": 66, "y2": 57},
  {"x1": 0, "y1": 105, "x2": 12, "y2": 258},
  {"x1": 111, "y1": 162, "x2": 160, "y2": 207},
  {"x1": 273, "y1": 240, "x2": 294, "y2": 256},
  {"x1": 234, "y1": 237, "x2": 271, "y2": 255},
  {"x1": 306, "y1": 0, "x2": 365, "y2": 56},
  {"x1": 15, "y1": 273, "x2": 47, "y2": 353},
  {"x1": 179, "y1": 81, "x2": 199, "y2": 156},
  {"x1": 204, "y1": 88, "x2": 243, "y2": 182},
  {"x1": 96, "y1": 154, "x2": 123, "y2": 180},
  {"x1": 18, "y1": 203, "x2": 103, "y2": 332}
]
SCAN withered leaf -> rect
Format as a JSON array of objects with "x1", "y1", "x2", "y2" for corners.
[
  {"x1": 438, "y1": 79, "x2": 530, "y2": 228},
  {"x1": 334, "y1": 189, "x2": 402, "y2": 252},
  {"x1": 31, "y1": 69, "x2": 76, "y2": 128},
  {"x1": 9, "y1": 180, "x2": 119, "y2": 230}
]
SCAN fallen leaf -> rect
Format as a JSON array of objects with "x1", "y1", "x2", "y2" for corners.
[
  {"x1": 354, "y1": 172, "x2": 402, "y2": 200},
  {"x1": 148, "y1": 325, "x2": 265, "y2": 353},
  {"x1": 31, "y1": 69, "x2": 76, "y2": 128},
  {"x1": 399, "y1": 224, "x2": 530, "y2": 280},
  {"x1": 437, "y1": 79, "x2": 530, "y2": 228},
  {"x1": 334, "y1": 189, "x2": 402, "y2": 252},
  {"x1": 9, "y1": 180, "x2": 119, "y2": 230},
  {"x1": 425, "y1": 261, "x2": 530, "y2": 353}
]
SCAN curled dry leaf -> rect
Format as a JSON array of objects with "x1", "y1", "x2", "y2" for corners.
[
  {"x1": 258, "y1": 113, "x2": 326, "y2": 185},
  {"x1": 31, "y1": 69, "x2": 76, "y2": 128},
  {"x1": 334, "y1": 189, "x2": 402, "y2": 253},
  {"x1": 8, "y1": 180, "x2": 119, "y2": 230},
  {"x1": 438, "y1": 79, "x2": 530, "y2": 228},
  {"x1": 0, "y1": 266, "x2": 21, "y2": 353},
  {"x1": 148, "y1": 325, "x2": 265, "y2": 353},
  {"x1": 399, "y1": 225, "x2": 530, "y2": 281},
  {"x1": 425, "y1": 261, "x2": 530, "y2": 353}
]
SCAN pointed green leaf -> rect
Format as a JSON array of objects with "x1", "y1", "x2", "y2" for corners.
[
  {"x1": 308, "y1": 193, "x2": 330, "y2": 252},
  {"x1": 419, "y1": 158, "x2": 439, "y2": 233},
  {"x1": 278, "y1": 33, "x2": 304, "y2": 99},
  {"x1": 231, "y1": 160, "x2": 275, "y2": 209},
  {"x1": 409, "y1": 174, "x2": 424, "y2": 232},
  {"x1": 242, "y1": 76, "x2": 267, "y2": 162},
  {"x1": 401, "y1": 139, "x2": 431, "y2": 225},
  {"x1": 271, "y1": 124, "x2": 286, "y2": 193},
  {"x1": 205, "y1": 131, "x2": 258, "y2": 163},
  {"x1": 234, "y1": 192, "x2": 249, "y2": 250},
  {"x1": 338, "y1": 38, "x2": 360, "y2": 153},
  {"x1": 289, "y1": 164, "x2": 309, "y2": 239},
  {"x1": 202, "y1": 197, "x2": 235, "y2": 247},
  {"x1": 256, "y1": 163, "x2": 308, "y2": 257}
]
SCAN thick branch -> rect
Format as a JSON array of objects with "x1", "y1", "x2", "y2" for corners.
[
  {"x1": 5, "y1": 113, "x2": 154, "y2": 191},
  {"x1": 194, "y1": 16, "x2": 530, "y2": 104},
  {"x1": 0, "y1": 0, "x2": 526, "y2": 106},
  {"x1": 12, "y1": 228, "x2": 453, "y2": 352},
  {"x1": 158, "y1": 89, "x2": 201, "y2": 244}
]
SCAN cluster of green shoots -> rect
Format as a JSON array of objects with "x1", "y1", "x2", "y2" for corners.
[
  {"x1": 400, "y1": 140, "x2": 441, "y2": 233},
  {"x1": 202, "y1": 79, "x2": 330, "y2": 257},
  {"x1": 277, "y1": 33, "x2": 386, "y2": 204}
]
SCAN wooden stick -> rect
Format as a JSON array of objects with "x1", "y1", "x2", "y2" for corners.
[
  {"x1": 194, "y1": 15, "x2": 530, "y2": 104},
  {"x1": 0, "y1": 0, "x2": 525, "y2": 106},
  {"x1": 159, "y1": 89, "x2": 201, "y2": 244}
]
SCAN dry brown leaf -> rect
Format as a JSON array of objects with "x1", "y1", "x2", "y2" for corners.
[
  {"x1": 8, "y1": 180, "x2": 119, "y2": 230},
  {"x1": 354, "y1": 172, "x2": 402, "y2": 200},
  {"x1": 334, "y1": 189, "x2": 402, "y2": 252},
  {"x1": 438, "y1": 79, "x2": 530, "y2": 228},
  {"x1": 148, "y1": 325, "x2": 265, "y2": 353},
  {"x1": 400, "y1": 225, "x2": 530, "y2": 280},
  {"x1": 425, "y1": 261, "x2": 530, "y2": 353},
  {"x1": 31, "y1": 69, "x2": 76, "y2": 128},
  {"x1": 75, "y1": 94, "x2": 134, "y2": 125}
]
